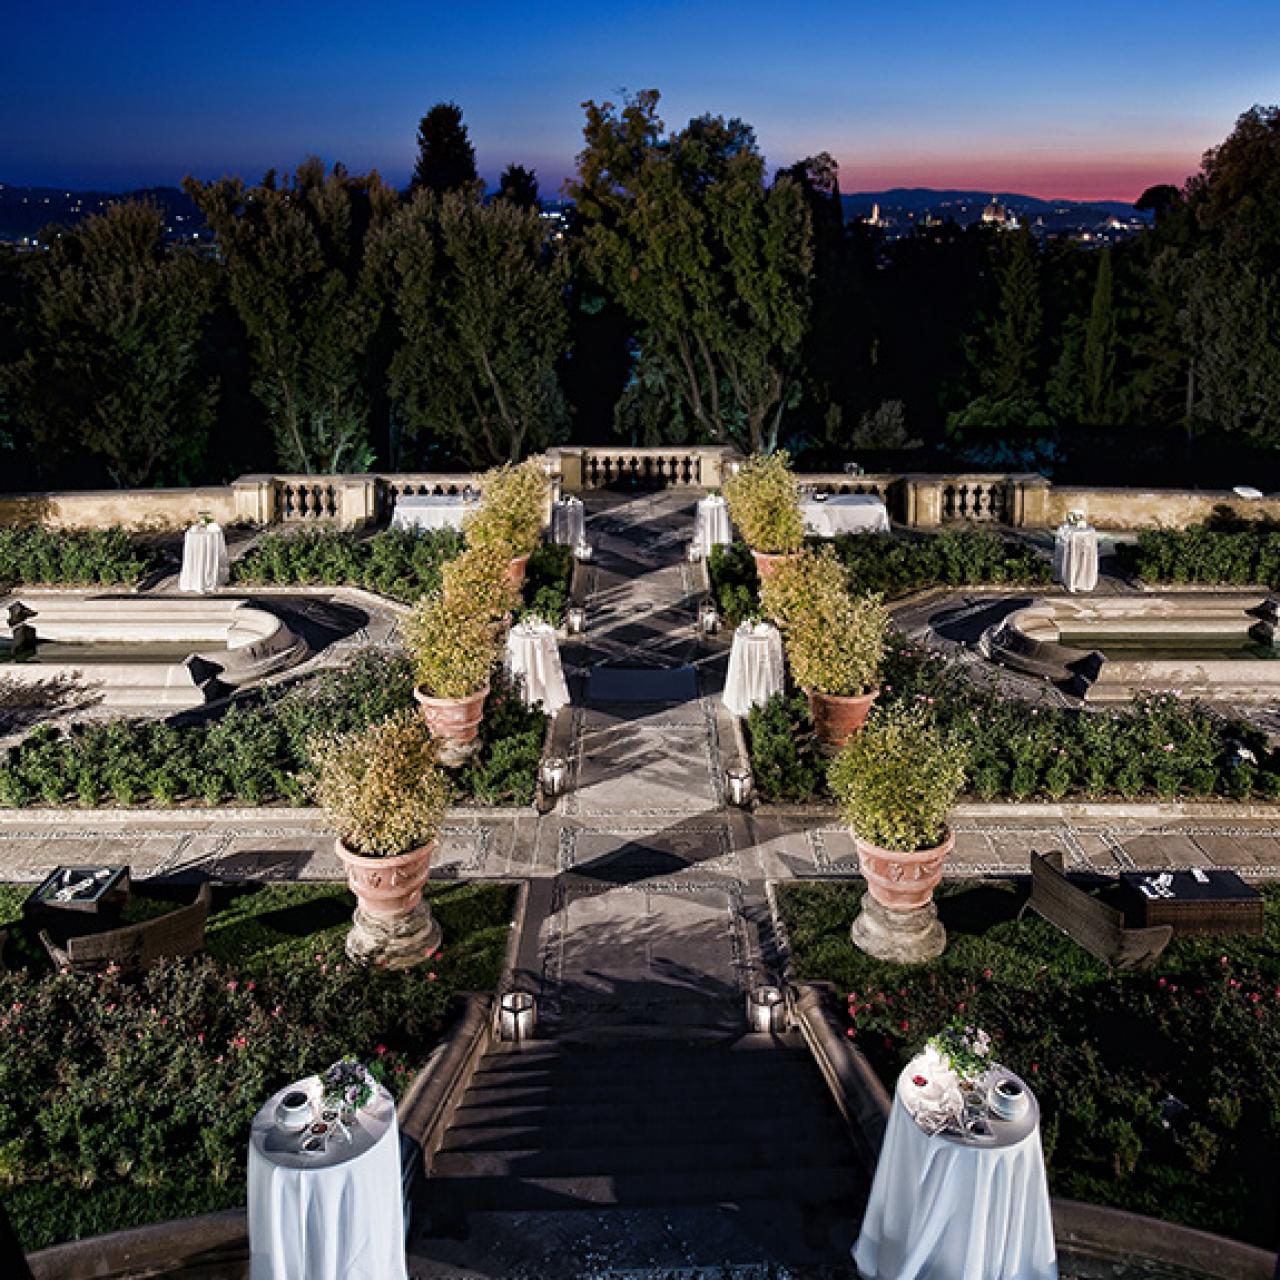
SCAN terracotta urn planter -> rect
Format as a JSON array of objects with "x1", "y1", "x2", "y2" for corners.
[
  {"x1": 414, "y1": 682, "x2": 489, "y2": 766},
  {"x1": 750, "y1": 549, "x2": 799, "y2": 582},
  {"x1": 807, "y1": 688, "x2": 878, "y2": 752},
  {"x1": 335, "y1": 839, "x2": 442, "y2": 969},
  {"x1": 505, "y1": 553, "x2": 531, "y2": 590},
  {"x1": 850, "y1": 825, "x2": 954, "y2": 963}
]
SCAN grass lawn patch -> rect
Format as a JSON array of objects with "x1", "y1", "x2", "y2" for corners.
[
  {"x1": 0, "y1": 879, "x2": 514, "y2": 1251},
  {"x1": 778, "y1": 879, "x2": 1280, "y2": 1248}
]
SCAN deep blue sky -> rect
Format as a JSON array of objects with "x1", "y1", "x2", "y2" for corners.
[{"x1": 2, "y1": 1, "x2": 1277, "y2": 199}]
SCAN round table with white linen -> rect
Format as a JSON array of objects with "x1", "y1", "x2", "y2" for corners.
[
  {"x1": 179, "y1": 522, "x2": 230, "y2": 594},
  {"x1": 248, "y1": 1077, "x2": 407, "y2": 1280},
  {"x1": 505, "y1": 619, "x2": 570, "y2": 716},
  {"x1": 722, "y1": 621, "x2": 786, "y2": 718},
  {"x1": 693, "y1": 495, "x2": 733, "y2": 557},
  {"x1": 390, "y1": 493, "x2": 480, "y2": 532},
  {"x1": 801, "y1": 493, "x2": 891, "y2": 537},
  {"x1": 551, "y1": 497, "x2": 586, "y2": 547},
  {"x1": 853, "y1": 1062, "x2": 1057, "y2": 1280},
  {"x1": 1053, "y1": 523, "x2": 1099, "y2": 593}
]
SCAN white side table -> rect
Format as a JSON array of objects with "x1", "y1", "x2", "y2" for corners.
[
  {"x1": 693, "y1": 495, "x2": 733, "y2": 557},
  {"x1": 505, "y1": 620, "x2": 570, "y2": 715},
  {"x1": 854, "y1": 1063, "x2": 1058, "y2": 1280},
  {"x1": 1053, "y1": 524, "x2": 1099, "y2": 593},
  {"x1": 551, "y1": 498, "x2": 586, "y2": 547},
  {"x1": 722, "y1": 622, "x2": 786, "y2": 718},
  {"x1": 248, "y1": 1078, "x2": 407, "y2": 1280},
  {"x1": 179, "y1": 522, "x2": 229, "y2": 594}
]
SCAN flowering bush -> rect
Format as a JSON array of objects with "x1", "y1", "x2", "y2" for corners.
[
  {"x1": 440, "y1": 542, "x2": 518, "y2": 622},
  {"x1": 401, "y1": 590, "x2": 498, "y2": 699},
  {"x1": 828, "y1": 701, "x2": 967, "y2": 851},
  {"x1": 761, "y1": 548, "x2": 887, "y2": 696},
  {"x1": 779, "y1": 880, "x2": 1280, "y2": 1246},
  {"x1": 464, "y1": 459, "x2": 548, "y2": 559},
  {"x1": 0, "y1": 880, "x2": 514, "y2": 1250},
  {"x1": 311, "y1": 711, "x2": 451, "y2": 857},
  {"x1": 723, "y1": 452, "x2": 804, "y2": 554}
]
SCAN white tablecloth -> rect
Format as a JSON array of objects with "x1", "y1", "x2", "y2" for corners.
[
  {"x1": 248, "y1": 1078, "x2": 406, "y2": 1280},
  {"x1": 693, "y1": 495, "x2": 733, "y2": 557},
  {"x1": 1053, "y1": 524, "x2": 1098, "y2": 593},
  {"x1": 551, "y1": 498, "x2": 586, "y2": 547},
  {"x1": 854, "y1": 1064, "x2": 1057, "y2": 1280},
  {"x1": 390, "y1": 494, "x2": 480, "y2": 532},
  {"x1": 722, "y1": 622, "x2": 786, "y2": 718},
  {"x1": 505, "y1": 620, "x2": 570, "y2": 715},
  {"x1": 179, "y1": 523, "x2": 229, "y2": 593},
  {"x1": 802, "y1": 494, "x2": 891, "y2": 537}
]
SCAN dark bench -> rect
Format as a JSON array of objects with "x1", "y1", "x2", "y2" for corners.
[
  {"x1": 1020, "y1": 851, "x2": 1172, "y2": 970},
  {"x1": 39, "y1": 883, "x2": 214, "y2": 975}
]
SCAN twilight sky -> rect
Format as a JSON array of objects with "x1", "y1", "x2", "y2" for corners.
[{"x1": 2, "y1": 1, "x2": 1277, "y2": 200}]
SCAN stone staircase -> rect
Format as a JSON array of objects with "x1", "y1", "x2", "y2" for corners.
[{"x1": 408, "y1": 1030, "x2": 867, "y2": 1277}]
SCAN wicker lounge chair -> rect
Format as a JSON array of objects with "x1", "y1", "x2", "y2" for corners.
[
  {"x1": 39, "y1": 883, "x2": 214, "y2": 974},
  {"x1": 1020, "y1": 851, "x2": 1172, "y2": 970}
]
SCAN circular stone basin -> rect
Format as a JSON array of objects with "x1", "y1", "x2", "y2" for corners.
[
  {"x1": 0, "y1": 593, "x2": 307, "y2": 709},
  {"x1": 981, "y1": 591, "x2": 1280, "y2": 702}
]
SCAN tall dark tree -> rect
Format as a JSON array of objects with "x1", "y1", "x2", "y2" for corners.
[
  {"x1": 1080, "y1": 247, "x2": 1117, "y2": 423},
  {"x1": 410, "y1": 103, "x2": 478, "y2": 196},
  {"x1": 496, "y1": 164, "x2": 540, "y2": 210}
]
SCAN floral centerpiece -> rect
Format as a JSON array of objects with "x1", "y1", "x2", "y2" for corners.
[
  {"x1": 904, "y1": 1023, "x2": 996, "y2": 1134},
  {"x1": 464, "y1": 459, "x2": 548, "y2": 586},
  {"x1": 829, "y1": 702, "x2": 967, "y2": 962},
  {"x1": 311, "y1": 710, "x2": 451, "y2": 967},
  {"x1": 321, "y1": 1056, "x2": 379, "y2": 1118},
  {"x1": 723, "y1": 451, "x2": 804, "y2": 576}
]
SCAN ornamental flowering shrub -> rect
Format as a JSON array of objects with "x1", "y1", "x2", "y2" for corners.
[
  {"x1": 463, "y1": 458, "x2": 548, "y2": 559},
  {"x1": 781, "y1": 880, "x2": 1280, "y2": 1247},
  {"x1": 440, "y1": 542, "x2": 519, "y2": 623},
  {"x1": 723, "y1": 451, "x2": 804, "y2": 554},
  {"x1": 0, "y1": 880, "x2": 514, "y2": 1250}
]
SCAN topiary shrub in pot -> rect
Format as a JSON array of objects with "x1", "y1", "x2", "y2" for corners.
[
  {"x1": 403, "y1": 591, "x2": 499, "y2": 765},
  {"x1": 761, "y1": 548, "x2": 888, "y2": 750},
  {"x1": 828, "y1": 702, "x2": 967, "y2": 963},
  {"x1": 464, "y1": 458, "x2": 549, "y2": 588},
  {"x1": 440, "y1": 542, "x2": 520, "y2": 634},
  {"x1": 723, "y1": 451, "x2": 804, "y2": 579},
  {"x1": 312, "y1": 710, "x2": 452, "y2": 968}
]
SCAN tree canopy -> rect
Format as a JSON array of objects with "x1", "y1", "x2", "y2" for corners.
[{"x1": 410, "y1": 103, "x2": 479, "y2": 197}]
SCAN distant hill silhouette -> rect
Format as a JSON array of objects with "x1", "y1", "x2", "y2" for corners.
[
  {"x1": 0, "y1": 183, "x2": 203, "y2": 241},
  {"x1": 841, "y1": 187, "x2": 1141, "y2": 222}
]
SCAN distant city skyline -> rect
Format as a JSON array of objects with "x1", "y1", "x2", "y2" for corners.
[{"x1": 2, "y1": 1, "x2": 1275, "y2": 201}]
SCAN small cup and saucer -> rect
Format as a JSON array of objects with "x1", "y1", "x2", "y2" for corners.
[{"x1": 989, "y1": 1075, "x2": 1029, "y2": 1122}]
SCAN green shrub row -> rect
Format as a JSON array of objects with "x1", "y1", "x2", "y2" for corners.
[
  {"x1": 521, "y1": 543, "x2": 574, "y2": 626},
  {"x1": 779, "y1": 880, "x2": 1280, "y2": 1246},
  {"x1": 0, "y1": 880, "x2": 513, "y2": 1250},
  {"x1": 708, "y1": 531, "x2": 1050, "y2": 627},
  {"x1": 0, "y1": 526, "x2": 154, "y2": 588},
  {"x1": 230, "y1": 527, "x2": 465, "y2": 602},
  {"x1": 0, "y1": 650, "x2": 547, "y2": 808},
  {"x1": 746, "y1": 639, "x2": 1280, "y2": 804},
  {"x1": 1117, "y1": 526, "x2": 1280, "y2": 586}
]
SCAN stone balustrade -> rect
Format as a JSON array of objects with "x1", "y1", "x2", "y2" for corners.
[{"x1": 3, "y1": 453, "x2": 1279, "y2": 533}]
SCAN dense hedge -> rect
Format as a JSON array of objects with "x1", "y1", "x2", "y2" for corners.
[
  {"x1": 708, "y1": 531, "x2": 1049, "y2": 627},
  {"x1": 0, "y1": 526, "x2": 154, "y2": 587},
  {"x1": 780, "y1": 880, "x2": 1280, "y2": 1246},
  {"x1": 231, "y1": 527, "x2": 465, "y2": 602},
  {"x1": 1116, "y1": 526, "x2": 1280, "y2": 586},
  {"x1": 0, "y1": 650, "x2": 548, "y2": 808},
  {"x1": 746, "y1": 638, "x2": 1280, "y2": 804},
  {"x1": 521, "y1": 543, "x2": 574, "y2": 626},
  {"x1": 0, "y1": 880, "x2": 514, "y2": 1250}
]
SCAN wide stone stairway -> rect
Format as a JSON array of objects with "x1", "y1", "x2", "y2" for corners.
[{"x1": 408, "y1": 491, "x2": 866, "y2": 1277}]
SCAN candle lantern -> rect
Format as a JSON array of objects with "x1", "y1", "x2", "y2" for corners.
[
  {"x1": 498, "y1": 991, "x2": 537, "y2": 1043},
  {"x1": 726, "y1": 765, "x2": 754, "y2": 808},
  {"x1": 540, "y1": 755, "x2": 569, "y2": 797},
  {"x1": 566, "y1": 607, "x2": 586, "y2": 635},
  {"x1": 573, "y1": 540, "x2": 594, "y2": 563},
  {"x1": 699, "y1": 603, "x2": 721, "y2": 635},
  {"x1": 746, "y1": 985, "x2": 786, "y2": 1034}
]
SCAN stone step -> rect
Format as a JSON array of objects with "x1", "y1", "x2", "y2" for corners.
[
  {"x1": 420, "y1": 1164, "x2": 866, "y2": 1213},
  {"x1": 431, "y1": 1134, "x2": 857, "y2": 1180}
]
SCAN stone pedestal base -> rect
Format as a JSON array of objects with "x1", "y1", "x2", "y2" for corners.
[
  {"x1": 346, "y1": 900, "x2": 442, "y2": 970},
  {"x1": 851, "y1": 894, "x2": 946, "y2": 964}
]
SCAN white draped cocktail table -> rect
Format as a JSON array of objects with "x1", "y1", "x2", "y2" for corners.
[
  {"x1": 854, "y1": 1064, "x2": 1057, "y2": 1280},
  {"x1": 390, "y1": 494, "x2": 480, "y2": 532},
  {"x1": 693, "y1": 495, "x2": 733, "y2": 557},
  {"x1": 505, "y1": 619, "x2": 570, "y2": 715},
  {"x1": 801, "y1": 494, "x2": 891, "y2": 537},
  {"x1": 1053, "y1": 523, "x2": 1098, "y2": 593},
  {"x1": 551, "y1": 497, "x2": 586, "y2": 547},
  {"x1": 722, "y1": 621, "x2": 786, "y2": 718},
  {"x1": 248, "y1": 1078, "x2": 406, "y2": 1280},
  {"x1": 179, "y1": 522, "x2": 230, "y2": 594}
]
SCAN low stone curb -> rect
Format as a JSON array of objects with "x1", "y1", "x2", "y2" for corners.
[{"x1": 758, "y1": 798, "x2": 1280, "y2": 822}]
